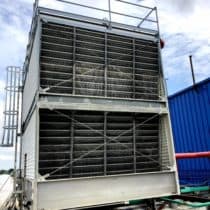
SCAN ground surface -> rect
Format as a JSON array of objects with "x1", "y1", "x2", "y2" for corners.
[{"x1": 0, "y1": 174, "x2": 13, "y2": 208}]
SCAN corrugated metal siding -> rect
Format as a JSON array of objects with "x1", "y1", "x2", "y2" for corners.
[{"x1": 169, "y1": 78, "x2": 210, "y2": 185}]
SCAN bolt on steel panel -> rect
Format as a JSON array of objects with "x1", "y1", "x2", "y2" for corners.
[{"x1": 169, "y1": 78, "x2": 210, "y2": 185}]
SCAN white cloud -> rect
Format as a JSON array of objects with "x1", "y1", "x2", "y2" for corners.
[
  {"x1": 151, "y1": 0, "x2": 210, "y2": 91},
  {"x1": 0, "y1": 1, "x2": 31, "y2": 72}
]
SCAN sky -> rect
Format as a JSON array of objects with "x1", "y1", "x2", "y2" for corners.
[{"x1": 0, "y1": 0, "x2": 209, "y2": 169}]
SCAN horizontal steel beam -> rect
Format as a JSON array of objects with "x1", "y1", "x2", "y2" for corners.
[
  {"x1": 38, "y1": 94, "x2": 168, "y2": 114},
  {"x1": 39, "y1": 7, "x2": 158, "y2": 41}
]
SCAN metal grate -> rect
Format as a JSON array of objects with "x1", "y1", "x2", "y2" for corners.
[
  {"x1": 40, "y1": 22, "x2": 159, "y2": 100},
  {"x1": 39, "y1": 109, "x2": 160, "y2": 179},
  {"x1": 1, "y1": 67, "x2": 22, "y2": 147}
]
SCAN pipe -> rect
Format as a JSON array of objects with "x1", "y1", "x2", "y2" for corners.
[
  {"x1": 126, "y1": 199, "x2": 142, "y2": 205},
  {"x1": 181, "y1": 186, "x2": 210, "y2": 194},
  {"x1": 176, "y1": 151, "x2": 210, "y2": 159},
  {"x1": 189, "y1": 55, "x2": 196, "y2": 86},
  {"x1": 162, "y1": 197, "x2": 210, "y2": 208}
]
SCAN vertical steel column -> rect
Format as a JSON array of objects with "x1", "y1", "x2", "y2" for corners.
[
  {"x1": 104, "y1": 112, "x2": 107, "y2": 175},
  {"x1": 14, "y1": 68, "x2": 21, "y2": 193},
  {"x1": 104, "y1": 32, "x2": 108, "y2": 97},
  {"x1": 158, "y1": 117, "x2": 162, "y2": 170},
  {"x1": 21, "y1": 153, "x2": 27, "y2": 210},
  {"x1": 155, "y1": 8, "x2": 165, "y2": 98},
  {"x1": 19, "y1": 153, "x2": 27, "y2": 210},
  {"x1": 132, "y1": 39, "x2": 136, "y2": 99},
  {"x1": 11, "y1": 68, "x2": 17, "y2": 142},
  {"x1": 34, "y1": 0, "x2": 39, "y2": 12},
  {"x1": 2, "y1": 69, "x2": 8, "y2": 144},
  {"x1": 70, "y1": 111, "x2": 74, "y2": 177},
  {"x1": 38, "y1": 20, "x2": 42, "y2": 95},
  {"x1": 108, "y1": 0, "x2": 112, "y2": 28},
  {"x1": 72, "y1": 27, "x2": 76, "y2": 95},
  {"x1": 13, "y1": 134, "x2": 18, "y2": 192},
  {"x1": 24, "y1": 153, "x2": 27, "y2": 179},
  {"x1": 133, "y1": 114, "x2": 136, "y2": 173},
  {"x1": 7, "y1": 68, "x2": 13, "y2": 144},
  {"x1": 189, "y1": 55, "x2": 196, "y2": 86},
  {"x1": 18, "y1": 70, "x2": 23, "y2": 177},
  {"x1": 19, "y1": 135, "x2": 22, "y2": 179}
]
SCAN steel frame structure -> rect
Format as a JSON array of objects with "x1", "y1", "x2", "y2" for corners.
[{"x1": 19, "y1": 1, "x2": 179, "y2": 209}]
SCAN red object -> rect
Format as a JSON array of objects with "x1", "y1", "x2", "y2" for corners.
[
  {"x1": 176, "y1": 151, "x2": 210, "y2": 159},
  {"x1": 160, "y1": 39, "x2": 165, "y2": 49}
]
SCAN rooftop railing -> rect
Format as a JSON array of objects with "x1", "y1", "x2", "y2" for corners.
[{"x1": 23, "y1": 0, "x2": 160, "y2": 82}]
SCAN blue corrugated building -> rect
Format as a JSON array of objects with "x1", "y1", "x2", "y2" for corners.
[{"x1": 169, "y1": 77, "x2": 210, "y2": 186}]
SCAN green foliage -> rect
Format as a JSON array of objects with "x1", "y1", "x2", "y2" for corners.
[
  {"x1": 0, "y1": 168, "x2": 14, "y2": 175},
  {"x1": 8, "y1": 168, "x2": 14, "y2": 174}
]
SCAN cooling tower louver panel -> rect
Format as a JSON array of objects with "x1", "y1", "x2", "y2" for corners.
[
  {"x1": 39, "y1": 109, "x2": 161, "y2": 180},
  {"x1": 40, "y1": 22, "x2": 160, "y2": 100},
  {"x1": 72, "y1": 111, "x2": 105, "y2": 177},
  {"x1": 40, "y1": 23, "x2": 74, "y2": 94},
  {"x1": 39, "y1": 109, "x2": 71, "y2": 179}
]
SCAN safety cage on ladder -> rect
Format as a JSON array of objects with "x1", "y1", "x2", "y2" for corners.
[{"x1": 1, "y1": 66, "x2": 22, "y2": 147}]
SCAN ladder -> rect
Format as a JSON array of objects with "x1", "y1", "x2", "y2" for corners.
[{"x1": 1, "y1": 66, "x2": 22, "y2": 147}]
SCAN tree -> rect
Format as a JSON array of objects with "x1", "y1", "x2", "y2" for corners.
[{"x1": 0, "y1": 168, "x2": 14, "y2": 175}]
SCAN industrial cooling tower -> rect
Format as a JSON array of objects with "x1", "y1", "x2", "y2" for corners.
[{"x1": 20, "y1": 1, "x2": 179, "y2": 209}]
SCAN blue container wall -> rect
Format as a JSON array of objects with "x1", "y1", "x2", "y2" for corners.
[{"x1": 169, "y1": 78, "x2": 210, "y2": 186}]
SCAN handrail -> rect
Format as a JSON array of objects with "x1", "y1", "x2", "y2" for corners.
[{"x1": 55, "y1": 0, "x2": 156, "y2": 23}]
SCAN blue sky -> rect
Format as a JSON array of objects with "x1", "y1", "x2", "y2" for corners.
[{"x1": 0, "y1": 0, "x2": 210, "y2": 169}]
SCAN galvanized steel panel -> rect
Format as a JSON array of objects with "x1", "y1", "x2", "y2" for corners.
[
  {"x1": 22, "y1": 21, "x2": 41, "y2": 122},
  {"x1": 38, "y1": 94, "x2": 168, "y2": 114},
  {"x1": 169, "y1": 78, "x2": 210, "y2": 185},
  {"x1": 21, "y1": 109, "x2": 38, "y2": 180},
  {"x1": 37, "y1": 172, "x2": 178, "y2": 210}
]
